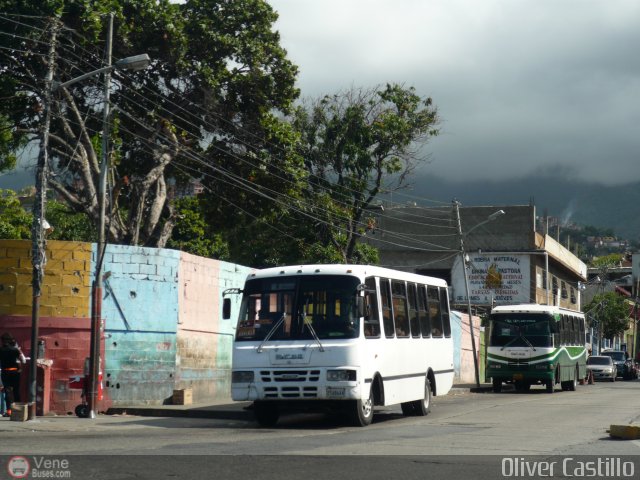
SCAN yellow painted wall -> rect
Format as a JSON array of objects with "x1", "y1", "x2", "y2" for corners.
[{"x1": 0, "y1": 239, "x2": 91, "y2": 318}]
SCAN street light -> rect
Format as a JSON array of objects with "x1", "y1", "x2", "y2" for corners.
[
  {"x1": 453, "y1": 201, "x2": 506, "y2": 389},
  {"x1": 55, "y1": 15, "x2": 150, "y2": 418},
  {"x1": 53, "y1": 54, "x2": 150, "y2": 90}
]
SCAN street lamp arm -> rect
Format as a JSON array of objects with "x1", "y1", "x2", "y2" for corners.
[
  {"x1": 54, "y1": 65, "x2": 113, "y2": 90},
  {"x1": 463, "y1": 209, "x2": 506, "y2": 237},
  {"x1": 53, "y1": 53, "x2": 150, "y2": 90}
]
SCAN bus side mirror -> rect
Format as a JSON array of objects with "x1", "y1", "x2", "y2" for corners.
[
  {"x1": 222, "y1": 298, "x2": 231, "y2": 320},
  {"x1": 356, "y1": 297, "x2": 365, "y2": 318}
]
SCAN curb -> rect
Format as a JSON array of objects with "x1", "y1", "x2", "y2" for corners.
[
  {"x1": 608, "y1": 424, "x2": 640, "y2": 440},
  {"x1": 106, "y1": 402, "x2": 252, "y2": 421}
]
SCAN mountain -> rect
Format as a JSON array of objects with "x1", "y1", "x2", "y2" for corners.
[
  {"x1": 3, "y1": 167, "x2": 639, "y2": 242},
  {"x1": 0, "y1": 168, "x2": 35, "y2": 191},
  {"x1": 407, "y1": 174, "x2": 640, "y2": 242}
]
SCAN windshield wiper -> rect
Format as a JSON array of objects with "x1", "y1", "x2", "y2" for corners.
[
  {"x1": 302, "y1": 310, "x2": 325, "y2": 352},
  {"x1": 520, "y1": 335, "x2": 537, "y2": 351},
  {"x1": 500, "y1": 328, "x2": 536, "y2": 351},
  {"x1": 257, "y1": 313, "x2": 286, "y2": 353}
]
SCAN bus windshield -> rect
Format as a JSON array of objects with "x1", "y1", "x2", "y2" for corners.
[
  {"x1": 489, "y1": 313, "x2": 553, "y2": 348},
  {"x1": 235, "y1": 275, "x2": 361, "y2": 341}
]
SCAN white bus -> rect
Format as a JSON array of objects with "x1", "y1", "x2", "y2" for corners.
[{"x1": 222, "y1": 264, "x2": 454, "y2": 427}]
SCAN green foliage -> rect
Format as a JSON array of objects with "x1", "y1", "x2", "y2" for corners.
[
  {"x1": 167, "y1": 196, "x2": 229, "y2": 259},
  {"x1": 45, "y1": 200, "x2": 96, "y2": 241},
  {"x1": 0, "y1": 0, "x2": 299, "y2": 249},
  {"x1": 291, "y1": 84, "x2": 439, "y2": 262},
  {"x1": 0, "y1": 114, "x2": 23, "y2": 173},
  {"x1": 0, "y1": 189, "x2": 96, "y2": 241},
  {"x1": 0, "y1": 188, "x2": 31, "y2": 239},
  {"x1": 590, "y1": 253, "x2": 623, "y2": 268},
  {"x1": 300, "y1": 237, "x2": 379, "y2": 265},
  {"x1": 584, "y1": 292, "x2": 630, "y2": 340}
]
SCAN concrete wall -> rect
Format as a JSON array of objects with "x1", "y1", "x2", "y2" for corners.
[
  {"x1": 450, "y1": 310, "x2": 481, "y2": 384},
  {"x1": 0, "y1": 240, "x2": 93, "y2": 413},
  {"x1": 0, "y1": 239, "x2": 252, "y2": 411},
  {"x1": 175, "y1": 254, "x2": 251, "y2": 403},
  {"x1": 100, "y1": 245, "x2": 180, "y2": 406}
]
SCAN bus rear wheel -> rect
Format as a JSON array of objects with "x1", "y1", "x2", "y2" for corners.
[
  {"x1": 400, "y1": 402, "x2": 415, "y2": 416},
  {"x1": 412, "y1": 377, "x2": 432, "y2": 416},
  {"x1": 254, "y1": 401, "x2": 279, "y2": 427}
]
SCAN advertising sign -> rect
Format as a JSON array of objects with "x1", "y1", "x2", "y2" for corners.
[{"x1": 452, "y1": 254, "x2": 531, "y2": 306}]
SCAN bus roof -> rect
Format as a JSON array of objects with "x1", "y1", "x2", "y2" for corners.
[
  {"x1": 491, "y1": 304, "x2": 583, "y2": 316},
  {"x1": 245, "y1": 264, "x2": 448, "y2": 287}
]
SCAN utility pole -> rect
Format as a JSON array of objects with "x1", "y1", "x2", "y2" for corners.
[
  {"x1": 453, "y1": 200, "x2": 480, "y2": 389},
  {"x1": 87, "y1": 13, "x2": 113, "y2": 419},
  {"x1": 28, "y1": 19, "x2": 59, "y2": 421}
]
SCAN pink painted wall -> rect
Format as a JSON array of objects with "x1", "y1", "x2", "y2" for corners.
[
  {"x1": 175, "y1": 254, "x2": 250, "y2": 401},
  {"x1": 456, "y1": 311, "x2": 482, "y2": 385}
]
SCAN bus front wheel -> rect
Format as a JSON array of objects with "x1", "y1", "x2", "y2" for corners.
[
  {"x1": 492, "y1": 378, "x2": 502, "y2": 393},
  {"x1": 545, "y1": 379, "x2": 554, "y2": 393},
  {"x1": 254, "y1": 401, "x2": 279, "y2": 427},
  {"x1": 352, "y1": 388, "x2": 374, "y2": 427}
]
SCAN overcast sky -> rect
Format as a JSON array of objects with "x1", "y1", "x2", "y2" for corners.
[{"x1": 268, "y1": 0, "x2": 640, "y2": 186}]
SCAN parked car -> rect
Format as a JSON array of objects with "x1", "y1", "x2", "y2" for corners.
[
  {"x1": 600, "y1": 350, "x2": 638, "y2": 380},
  {"x1": 586, "y1": 356, "x2": 616, "y2": 382}
]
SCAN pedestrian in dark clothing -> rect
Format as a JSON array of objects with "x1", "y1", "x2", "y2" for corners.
[{"x1": 0, "y1": 333, "x2": 25, "y2": 416}]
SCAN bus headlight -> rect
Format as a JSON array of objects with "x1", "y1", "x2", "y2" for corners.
[
  {"x1": 489, "y1": 364, "x2": 501, "y2": 369},
  {"x1": 327, "y1": 370, "x2": 356, "y2": 382},
  {"x1": 232, "y1": 371, "x2": 254, "y2": 383}
]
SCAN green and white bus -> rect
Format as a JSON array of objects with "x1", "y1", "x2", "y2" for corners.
[{"x1": 487, "y1": 304, "x2": 587, "y2": 393}]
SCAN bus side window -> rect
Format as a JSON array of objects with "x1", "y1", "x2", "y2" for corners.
[
  {"x1": 418, "y1": 285, "x2": 431, "y2": 337},
  {"x1": 392, "y1": 280, "x2": 410, "y2": 337},
  {"x1": 440, "y1": 286, "x2": 451, "y2": 338},
  {"x1": 427, "y1": 286, "x2": 443, "y2": 337},
  {"x1": 364, "y1": 277, "x2": 380, "y2": 338},
  {"x1": 380, "y1": 278, "x2": 395, "y2": 338},
  {"x1": 408, "y1": 283, "x2": 420, "y2": 338}
]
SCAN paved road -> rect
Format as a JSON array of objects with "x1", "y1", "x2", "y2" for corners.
[{"x1": 1, "y1": 381, "x2": 639, "y2": 478}]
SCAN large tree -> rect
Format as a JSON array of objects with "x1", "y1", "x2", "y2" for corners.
[
  {"x1": 584, "y1": 291, "x2": 630, "y2": 343},
  {"x1": 290, "y1": 84, "x2": 440, "y2": 263},
  {"x1": 0, "y1": 0, "x2": 299, "y2": 247}
]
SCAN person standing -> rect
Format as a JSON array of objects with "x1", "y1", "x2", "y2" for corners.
[
  {"x1": 0, "y1": 333, "x2": 25, "y2": 416},
  {"x1": 0, "y1": 371, "x2": 5, "y2": 417}
]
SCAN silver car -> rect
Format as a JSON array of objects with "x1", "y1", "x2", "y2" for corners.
[{"x1": 587, "y1": 355, "x2": 616, "y2": 382}]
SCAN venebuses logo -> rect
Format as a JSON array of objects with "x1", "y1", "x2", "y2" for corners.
[{"x1": 7, "y1": 456, "x2": 30, "y2": 479}]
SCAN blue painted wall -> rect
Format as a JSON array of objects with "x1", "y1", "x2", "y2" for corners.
[
  {"x1": 94, "y1": 244, "x2": 181, "y2": 405},
  {"x1": 92, "y1": 244, "x2": 253, "y2": 406}
]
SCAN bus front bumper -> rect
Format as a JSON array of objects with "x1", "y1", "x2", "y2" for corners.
[
  {"x1": 487, "y1": 365, "x2": 554, "y2": 383},
  {"x1": 231, "y1": 383, "x2": 361, "y2": 402},
  {"x1": 231, "y1": 369, "x2": 363, "y2": 402}
]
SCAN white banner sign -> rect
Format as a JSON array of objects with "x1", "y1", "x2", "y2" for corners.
[{"x1": 452, "y1": 254, "x2": 531, "y2": 306}]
